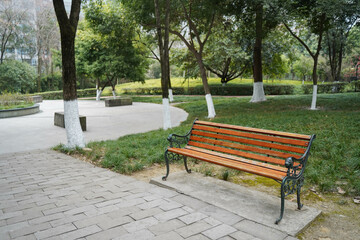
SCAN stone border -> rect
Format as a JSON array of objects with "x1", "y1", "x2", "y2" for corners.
[{"x1": 0, "y1": 104, "x2": 40, "y2": 118}]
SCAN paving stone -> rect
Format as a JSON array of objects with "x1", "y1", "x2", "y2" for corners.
[
  {"x1": 218, "y1": 236, "x2": 235, "y2": 240},
  {"x1": 73, "y1": 214, "x2": 110, "y2": 229},
  {"x1": 113, "y1": 229, "x2": 155, "y2": 240},
  {"x1": 159, "y1": 200, "x2": 183, "y2": 211},
  {"x1": 179, "y1": 212, "x2": 208, "y2": 225},
  {"x1": 10, "y1": 223, "x2": 51, "y2": 239},
  {"x1": 34, "y1": 223, "x2": 76, "y2": 239},
  {"x1": 202, "y1": 224, "x2": 237, "y2": 240},
  {"x1": 154, "y1": 231, "x2": 184, "y2": 240},
  {"x1": 185, "y1": 234, "x2": 210, "y2": 240},
  {"x1": 28, "y1": 212, "x2": 65, "y2": 225},
  {"x1": 115, "y1": 198, "x2": 146, "y2": 208},
  {"x1": 149, "y1": 219, "x2": 186, "y2": 236},
  {"x1": 106, "y1": 206, "x2": 141, "y2": 219},
  {"x1": 154, "y1": 208, "x2": 188, "y2": 222},
  {"x1": 199, "y1": 205, "x2": 243, "y2": 225},
  {"x1": 233, "y1": 220, "x2": 288, "y2": 240},
  {"x1": 171, "y1": 195, "x2": 209, "y2": 210},
  {"x1": 123, "y1": 216, "x2": 159, "y2": 233},
  {"x1": 13, "y1": 234, "x2": 37, "y2": 240},
  {"x1": 138, "y1": 199, "x2": 165, "y2": 210},
  {"x1": 176, "y1": 221, "x2": 213, "y2": 238},
  {"x1": 130, "y1": 207, "x2": 163, "y2": 220},
  {"x1": 57, "y1": 225, "x2": 102, "y2": 240},
  {"x1": 85, "y1": 226, "x2": 127, "y2": 240},
  {"x1": 97, "y1": 216, "x2": 133, "y2": 230},
  {"x1": 284, "y1": 236, "x2": 299, "y2": 240},
  {"x1": 50, "y1": 213, "x2": 87, "y2": 227},
  {"x1": 203, "y1": 217, "x2": 222, "y2": 227},
  {"x1": 230, "y1": 231, "x2": 261, "y2": 240}
]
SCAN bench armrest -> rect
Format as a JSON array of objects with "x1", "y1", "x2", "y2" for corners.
[
  {"x1": 167, "y1": 132, "x2": 191, "y2": 148},
  {"x1": 285, "y1": 157, "x2": 294, "y2": 168}
]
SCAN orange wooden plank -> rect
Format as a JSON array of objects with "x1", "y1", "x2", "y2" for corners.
[
  {"x1": 189, "y1": 136, "x2": 303, "y2": 159},
  {"x1": 186, "y1": 146, "x2": 289, "y2": 173},
  {"x1": 195, "y1": 120, "x2": 311, "y2": 140},
  {"x1": 191, "y1": 130, "x2": 306, "y2": 154},
  {"x1": 192, "y1": 124, "x2": 309, "y2": 147},
  {"x1": 168, "y1": 147, "x2": 286, "y2": 180},
  {"x1": 187, "y1": 141, "x2": 289, "y2": 165}
]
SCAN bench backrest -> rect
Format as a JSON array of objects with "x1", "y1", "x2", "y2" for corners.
[{"x1": 187, "y1": 120, "x2": 314, "y2": 167}]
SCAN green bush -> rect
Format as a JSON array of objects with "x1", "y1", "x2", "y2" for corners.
[
  {"x1": 123, "y1": 84, "x2": 295, "y2": 96},
  {"x1": 0, "y1": 60, "x2": 36, "y2": 94},
  {"x1": 35, "y1": 88, "x2": 97, "y2": 100},
  {"x1": 302, "y1": 82, "x2": 347, "y2": 94}
]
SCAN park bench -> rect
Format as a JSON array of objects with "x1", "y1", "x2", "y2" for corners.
[{"x1": 162, "y1": 119, "x2": 316, "y2": 224}]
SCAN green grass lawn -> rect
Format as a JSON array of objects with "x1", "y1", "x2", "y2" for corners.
[
  {"x1": 100, "y1": 77, "x2": 312, "y2": 96},
  {"x1": 59, "y1": 92, "x2": 360, "y2": 195}
]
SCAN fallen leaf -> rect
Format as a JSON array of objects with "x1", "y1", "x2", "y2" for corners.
[{"x1": 337, "y1": 187, "x2": 346, "y2": 194}]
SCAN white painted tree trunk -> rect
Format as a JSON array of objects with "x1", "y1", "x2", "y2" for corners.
[
  {"x1": 162, "y1": 98, "x2": 171, "y2": 130},
  {"x1": 250, "y1": 82, "x2": 266, "y2": 102},
  {"x1": 310, "y1": 85, "x2": 318, "y2": 110},
  {"x1": 112, "y1": 90, "x2": 116, "y2": 98},
  {"x1": 64, "y1": 99, "x2": 85, "y2": 148},
  {"x1": 168, "y1": 89, "x2": 174, "y2": 102},
  {"x1": 205, "y1": 94, "x2": 216, "y2": 118},
  {"x1": 222, "y1": 83, "x2": 226, "y2": 87},
  {"x1": 96, "y1": 90, "x2": 102, "y2": 101}
]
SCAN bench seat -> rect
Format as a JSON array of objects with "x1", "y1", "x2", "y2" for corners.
[{"x1": 163, "y1": 119, "x2": 316, "y2": 224}]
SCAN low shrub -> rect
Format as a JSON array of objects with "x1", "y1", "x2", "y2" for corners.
[
  {"x1": 123, "y1": 84, "x2": 295, "y2": 96},
  {"x1": 0, "y1": 92, "x2": 34, "y2": 110},
  {"x1": 302, "y1": 82, "x2": 347, "y2": 94},
  {"x1": 35, "y1": 88, "x2": 97, "y2": 100}
]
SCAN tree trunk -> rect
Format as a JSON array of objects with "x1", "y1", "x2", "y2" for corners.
[
  {"x1": 310, "y1": 56, "x2": 319, "y2": 110},
  {"x1": 53, "y1": 0, "x2": 84, "y2": 148},
  {"x1": 154, "y1": 0, "x2": 171, "y2": 130},
  {"x1": 37, "y1": 53, "x2": 42, "y2": 92},
  {"x1": 251, "y1": 3, "x2": 266, "y2": 103},
  {"x1": 197, "y1": 55, "x2": 216, "y2": 118}
]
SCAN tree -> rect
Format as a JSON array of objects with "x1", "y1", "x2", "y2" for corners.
[
  {"x1": 169, "y1": 0, "x2": 222, "y2": 118},
  {"x1": 203, "y1": 19, "x2": 252, "y2": 85},
  {"x1": 323, "y1": 0, "x2": 360, "y2": 82},
  {"x1": 283, "y1": 0, "x2": 340, "y2": 110},
  {"x1": 0, "y1": 0, "x2": 27, "y2": 64},
  {"x1": 53, "y1": 0, "x2": 85, "y2": 148},
  {"x1": 79, "y1": 0, "x2": 148, "y2": 101},
  {"x1": 293, "y1": 55, "x2": 312, "y2": 83},
  {"x1": 0, "y1": 60, "x2": 36, "y2": 93},
  {"x1": 35, "y1": 5, "x2": 60, "y2": 92},
  {"x1": 122, "y1": 0, "x2": 174, "y2": 128}
]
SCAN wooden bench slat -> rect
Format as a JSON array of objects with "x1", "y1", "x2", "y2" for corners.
[
  {"x1": 186, "y1": 146, "x2": 289, "y2": 173},
  {"x1": 189, "y1": 136, "x2": 303, "y2": 159},
  {"x1": 191, "y1": 130, "x2": 306, "y2": 154},
  {"x1": 168, "y1": 148, "x2": 286, "y2": 180},
  {"x1": 192, "y1": 124, "x2": 309, "y2": 147},
  {"x1": 195, "y1": 120, "x2": 312, "y2": 140},
  {"x1": 188, "y1": 141, "x2": 290, "y2": 165}
]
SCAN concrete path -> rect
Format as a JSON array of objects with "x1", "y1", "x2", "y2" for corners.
[
  {"x1": 151, "y1": 172, "x2": 321, "y2": 237},
  {"x1": 0, "y1": 100, "x2": 188, "y2": 154},
  {"x1": 0, "y1": 150, "x2": 299, "y2": 240}
]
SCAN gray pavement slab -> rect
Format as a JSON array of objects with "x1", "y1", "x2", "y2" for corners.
[
  {"x1": 0, "y1": 100, "x2": 188, "y2": 154},
  {"x1": 0, "y1": 150, "x2": 304, "y2": 240},
  {"x1": 150, "y1": 171, "x2": 321, "y2": 237}
]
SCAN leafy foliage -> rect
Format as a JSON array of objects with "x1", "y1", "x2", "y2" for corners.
[{"x1": 0, "y1": 60, "x2": 36, "y2": 93}]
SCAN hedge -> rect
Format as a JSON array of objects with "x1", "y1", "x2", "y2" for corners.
[
  {"x1": 123, "y1": 84, "x2": 295, "y2": 96},
  {"x1": 33, "y1": 88, "x2": 97, "y2": 100},
  {"x1": 301, "y1": 82, "x2": 347, "y2": 94}
]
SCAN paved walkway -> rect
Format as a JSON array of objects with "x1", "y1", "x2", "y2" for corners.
[
  {"x1": 0, "y1": 150, "x2": 298, "y2": 240},
  {"x1": 0, "y1": 100, "x2": 188, "y2": 154}
]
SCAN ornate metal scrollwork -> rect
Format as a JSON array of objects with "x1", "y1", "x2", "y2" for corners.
[
  {"x1": 168, "y1": 134, "x2": 190, "y2": 148},
  {"x1": 283, "y1": 176, "x2": 303, "y2": 197}
]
